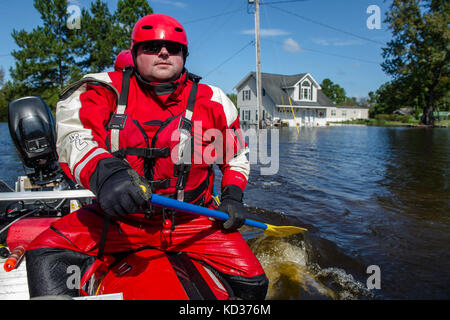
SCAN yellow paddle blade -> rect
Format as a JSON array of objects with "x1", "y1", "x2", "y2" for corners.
[{"x1": 264, "y1": 224, "x2": 308, "y2": 237}]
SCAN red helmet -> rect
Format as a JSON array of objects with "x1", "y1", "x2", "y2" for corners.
[
  {"x1": 114, "y1": 50, "x2": 134, "y2": 71},
  {"x1": 131, "y1": 14, "x2": 188, "y2": 56}
]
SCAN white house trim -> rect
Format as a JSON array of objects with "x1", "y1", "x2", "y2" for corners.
[{"x1": 293, "y1": 73, "x2": 321, "y2": 90}]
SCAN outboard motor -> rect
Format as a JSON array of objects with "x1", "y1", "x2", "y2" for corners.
[{"x1": 8, "y1": 96, "x2": 63, "y2": 186}]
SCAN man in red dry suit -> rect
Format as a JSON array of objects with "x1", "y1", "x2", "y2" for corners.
[{"x1": 25, "y1": 13, "x2": 268, "y2": 300}]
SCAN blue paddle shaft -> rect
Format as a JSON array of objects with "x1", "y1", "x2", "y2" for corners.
[{"x1": 150, "y1": 194, "x2": 268, "y2": 230}]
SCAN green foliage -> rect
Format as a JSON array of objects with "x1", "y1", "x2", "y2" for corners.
[
  {"x1": 10, "y1": 0, "x2": 81, "y2": 91},
  {"x1": 226, "y1": 93, "x2": 237, "y2": 106},
  {"x1": 320, "y1": 78, "x2": 370, "y2": 108},
  {"x1": 339, "y1": 97, "x2": 360, "y2": 106},
  {"x1": 329, "y1": 116, "x2": 420, "y2": 127},
  {"x1": 381, "y1": 0, "x2": 450, "y2": 125},
  {"x1": 114, "y1": 0, "x2": 153, "y2": 50},
  {"x1": 320, "y1": 78, "x2": 347, "y2": 105},
  {"x1": 77, "y1": 0, "x2": 116, "y2": 73},
  {"x1": 369, "y1": 80, "x2": 411, "y2": 116},
  {"x1": 375, "y1": 113, "x2": 413, "y2": 123},
  {"x1": 0, "y1": 0, "x2": 153, "y2": 122}
]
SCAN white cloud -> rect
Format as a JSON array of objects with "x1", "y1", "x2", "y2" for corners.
[
  {"x1": 333, "y1": 39, "x2": 364, "y2": 46},
  {"x1": 313, "y1": 38, "x2": 363, "y2": 46},
  {"x1": 283, "y1": 38, "x2": 301, "y2": 53},
  {"x1": 314, "y1": 39, "x2": 330, "y2": 46},
  {"x1": 241, "y1": 28, "x2": 290, "y2": 37},
  {"x1": 151, "y1": 0, "x2": 187, "y2": 8}
]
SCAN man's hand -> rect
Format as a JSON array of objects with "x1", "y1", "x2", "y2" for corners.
[
  {"x1": 218, "y1": 185, "x2": 247, "y2": 231},
  {"x1": 97, "y1": 169, "x2": 152, "y2": 218}
]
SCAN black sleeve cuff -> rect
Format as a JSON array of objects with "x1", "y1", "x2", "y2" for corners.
[
  {"x1": 221, "y1": 185, "x2": 244, "y2": 202},
  {"x1": 89, "y1": 157, "x2": 131, "y2": 195}
]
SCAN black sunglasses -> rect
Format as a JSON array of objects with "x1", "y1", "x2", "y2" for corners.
[{"x1": 140, "y1": 41, "x2": 184, "y2": 55}]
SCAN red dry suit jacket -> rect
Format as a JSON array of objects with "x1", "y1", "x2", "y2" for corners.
[{"x1": 55, "y1": 70, "x2": 249, "y2": 205}]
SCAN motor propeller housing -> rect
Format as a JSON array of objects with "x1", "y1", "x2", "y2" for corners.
[{"x1": 8, "y1": 96, "x2": 62, "y2": 186}]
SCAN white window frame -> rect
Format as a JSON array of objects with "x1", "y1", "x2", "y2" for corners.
[{"x1": 299, "y1": 80, "x2": 312, "y2": 101}]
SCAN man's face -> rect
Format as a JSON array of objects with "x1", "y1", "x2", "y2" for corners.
[{"x1": 136, "y1": 41, "x2": 185, "y2": 83}]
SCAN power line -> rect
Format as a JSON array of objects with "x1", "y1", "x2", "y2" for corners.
[
  {"x1": 268, "y1": 4, "x2": 385, "y2": 46},
  {"x1": 301, "y1": 46, "x2": 380, "y2": 65},
  {"x1": 203, "y1": 40, "x2": 255, "y2": 78},
  {"x1": 262, "y1": 38, "x2": 380, "y2": 65},
  {"x1": 182, "y1": 8, "x2": 243, "y2": 25},
  {"x1": 188, "y1": 2, "x2": 244, "y2": 53},
  {"x1": 261, "y1": 0, "x2": 310, "y2": 4}
]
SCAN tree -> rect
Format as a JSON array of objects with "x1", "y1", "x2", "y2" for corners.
[
  {"x1": 340, "y1": 97, "x2": 360, "y2": 106},
  {"x1": 226, "y1": 93, "x2": 237, "y2": 106},
  {"x1": 77, "y1": 0, "x2": 153, "y2": 73},
  {"x1": 10, "y1": 0, "x2": 82, "y2": 108},
  {"x1": 113, "y1": 0, "x2": 153, "y2": 51},
  {"x1": 382, "y1": 0, "x2": 450, "y2": 125},
  {"x1": 320, "y1": 78, "x2": 347, "y2": 105},
  {"x1": 4, "y1": 0, "x2": 153, "y2": 114},
  {"x1": 0, "y1": 67, "x2": 4, "y2": 87},
  {"x1": 77, "y1": 0, "x2": 117, "y2": 73}
]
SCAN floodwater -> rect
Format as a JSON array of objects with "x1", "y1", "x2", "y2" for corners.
[
  {"x1": 240, "y1": 125, "x2": 449, "y2": 300},
  {"x1": 1, "y1": 123, "x2": 449, "y2": 299}
]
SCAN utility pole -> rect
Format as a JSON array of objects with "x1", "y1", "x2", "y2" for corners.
[{"x1": 251, "y1": 0, "x2": 263, "y2": 131}]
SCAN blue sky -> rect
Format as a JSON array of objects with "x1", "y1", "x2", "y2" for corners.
[{"x1": 0, "y1": 0, "x2": 393, "y2": 98}]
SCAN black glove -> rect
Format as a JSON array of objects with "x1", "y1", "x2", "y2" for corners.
[
  {"x1": 218, "y1": 185, "x2": 247, "y2": 231},
  {"x1": 90, "y1": 157, "x2": 152, "y2": 218}
]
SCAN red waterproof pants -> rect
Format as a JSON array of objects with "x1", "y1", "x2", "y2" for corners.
[{"x1": 28, "y1": 204, "x2": 265, "y2": 279}]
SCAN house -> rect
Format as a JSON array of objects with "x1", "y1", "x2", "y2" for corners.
[{"x1": 234, "y1": 72, "x2": 369, "y2": 127}]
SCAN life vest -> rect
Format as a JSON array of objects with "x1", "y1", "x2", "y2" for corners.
[{"x1": 106, "y1": 67, "x2": 214, "y2": 207}]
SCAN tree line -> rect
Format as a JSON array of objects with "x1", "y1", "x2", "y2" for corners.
[
  {"x1": 320, "y1": 1, "x2": 449, "y2": 125},
  {"x1": 0, "y1": 0, "x2": 153, "y2": 121}
]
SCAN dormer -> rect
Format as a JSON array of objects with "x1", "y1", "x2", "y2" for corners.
[{"x1": 293, "y1": 73, "x2": 321, "y2": 103}]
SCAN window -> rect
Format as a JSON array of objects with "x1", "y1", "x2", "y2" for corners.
[
  {"x1": 242, "y1": 110, "x2": 251, "y2": 120},
  {"x1": 331, "y1": 109, "x2": 336, "y2": 116},
  {"x1": 342, "y1": 110, "x2": 347, "y2": 117},
  {"x1": 299, "y1": 80, "x2": 312, "y2": 101},
  {"x1": 242, "y1": 90, "x2": 251, "y2": 101}
]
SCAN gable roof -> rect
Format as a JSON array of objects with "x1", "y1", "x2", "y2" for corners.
[
  {"x1": 293, "y1": 73, "x2": 321, "y2": 89},
  {"x1": 234, "y1": 72, "x2": 334, "y2": 107}
]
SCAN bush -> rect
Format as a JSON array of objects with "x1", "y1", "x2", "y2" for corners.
[{"x1": 374, "y1": 113, "x2": 412, "y2": 123}]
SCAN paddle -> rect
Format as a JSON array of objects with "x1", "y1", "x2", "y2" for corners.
[{"x1": 149, "y1": 193, "x2": 307, "y2": 237}]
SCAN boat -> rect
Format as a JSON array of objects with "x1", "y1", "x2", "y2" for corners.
[{"x1": 0, "y1": 96, "x2": 233, "y2": 300}]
